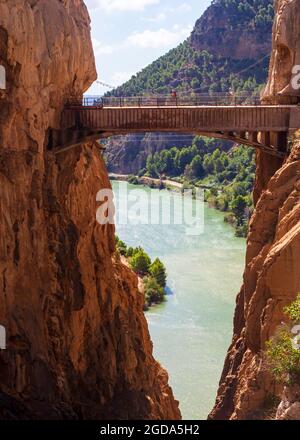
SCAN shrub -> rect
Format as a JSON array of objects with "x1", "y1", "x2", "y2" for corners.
[
  {"x1": 115, "y1": 236, "x2": 127, "y2": 256},
  {"x1": 126, "y1": 247, "x2": 134, "y2": 257},
  {"x1": 265, "y1": 326, "x2": 300, "y2": 383},
  {"x1": 144, "y1": 276, "x2": 165, "y2": 305},
  {"x1": 284, "y1": 294, "x2": 300, "y2": 322},
  {"x1": 150, "y1": 258, "x2": 167, "y2": 288},
  {"x1": 128, "y1": 175, "x2": 139, "y2": 185},
  {"x1": 224, "y1": 213, "x2": 235, "y2": 225},
  {"x1": 235, "y1": 222, "x2": 248, "y2": 238},
  {"x1": 130, "y1": 249, "x2": 151, "y2": 275},
  {"x1": 231, "y1": 195, "x2": 247, "y2": 226},
  {"x1": 265, "y1": 294, "x2": 300, "y2": 383}
]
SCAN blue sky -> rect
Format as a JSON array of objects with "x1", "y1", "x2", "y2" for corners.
[{"x1": 85, "y1": 0, "x2": 212, "y2": 94}]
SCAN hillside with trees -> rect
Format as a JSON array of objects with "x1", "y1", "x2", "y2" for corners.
[
  {"x1": 136, "y1": 136, "x2": 255, "y2": 237},
  {"x1": 105, "y1": 0, "x2": 274, "y2": 176},
  {"x1": 105, "y1": 0, "x2": 274, "y2": 236},
  {"x1": 106, "y1": 0, "x2": 274, "y2": 97}
]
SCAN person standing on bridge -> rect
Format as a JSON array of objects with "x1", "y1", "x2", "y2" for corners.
[
  {"x1": 229, "y1": 87, "x2": 236, "y2": 105},
  {"x1": 171, "y1": 90, "x2": 178, "y2": 106}
]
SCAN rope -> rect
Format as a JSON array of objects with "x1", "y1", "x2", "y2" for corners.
[
  {"x1": 234, "y1": 53, "x2": 271, "y2": 77},
  {"x1": 96, "y1": 80, "x2": 115, "y2": 89}
]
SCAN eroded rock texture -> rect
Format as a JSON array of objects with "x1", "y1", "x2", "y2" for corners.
[
  {"x1": 276, "y1": 382, "x2": 300, "y2": 419},
  {"x1": 263, "y1": 0, "x2": 300, "y2": 103},
  {"x1": 0, "y1": 0, "x2": 180, "y2": 420},
  {"x1": 190, "y1": 0, "x2": 273, "y2": 60},
  {"x1": 210, "y1": 145, "x2": 300, "y2": 419},
  {"x1": 210, "y1": 0, "x2": 300, "y2": 420}
]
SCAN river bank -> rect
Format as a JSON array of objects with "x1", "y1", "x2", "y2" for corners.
[
  {"x1": 109, "y1": 172, "x2": 247, "y2": 236},
  {"x1": 112, "y1": 180, "x2": 246, "y2": 419},
  {"x1": 109, "y1": 173, "x2": 184, "y2": 191},
  {"x1": 116, "y1": 238, "x2": 168, "y2": 311}
]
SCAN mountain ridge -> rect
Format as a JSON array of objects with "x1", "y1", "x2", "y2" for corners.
[
  {"x1": 106, "y1": 0, "x2": 274, "y2": 97},
  {"x1": 104, "y1": 0, "x2": 274, "y2": 176}
]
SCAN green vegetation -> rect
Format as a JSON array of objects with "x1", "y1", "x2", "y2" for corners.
[
  {"x1": 106, "y1": 0, "x2": 273, "y2": 97},
  {"x1": 130, "y1": 249, "x2": 151, "y2": 275},
  {"x1": 150, "y1": 258, "x2": 167, "y2": 288},
  {"x1": 106, "y1": 0, "x2": 273, "y2": 237},
  {"x1": 145, "y1": 137, "x2": 232, "y2": 178},
  {"x1": 284, "y1": 294, "x2": 300, "y2": 322},
  {"x1": 128, "y1": 175, "x2": 139, "y2": 185},
  {"x1": 266, "y1": 294, "x2": 300, "y2": 384},
  {"x1": 106, "y1": 40, "x2": 268, "y2": 97},
  {"x1": 143, "y1": 136, "x2": 254, "y2": 237},
  {"x1": 143, "y1": 276, "x2": 165, "y2": 305},
  {"x1": 115, "y1": 237, "x2": 168, "y2": 309}
]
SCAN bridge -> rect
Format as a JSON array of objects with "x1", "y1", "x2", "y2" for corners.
[{"x1": 49, "y1": 93, "x2": 300, "y2": 157}]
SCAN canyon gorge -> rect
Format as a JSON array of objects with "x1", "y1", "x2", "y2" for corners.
[
  {"x1": 0, "y1": 0, "x2": 179, "y2": 420},
  {"x1": 0, "y1": 0, "x2": 300, "y2": 421}
]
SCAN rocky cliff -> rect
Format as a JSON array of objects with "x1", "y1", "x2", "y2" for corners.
[
  {"x1": 263, "y1": 0, "x2": 300, "y2": 103},
  {"x1": 210, "y1": 0, "x2": 300, "y2": 420},
  {"x1": 190, "y1": 0, "x2": 273, "y2": 60},
  {"x1": 104, "y1": 133, "x2": 194, "y2": 175},
  {"x1": 105, "y1": 0, "x2": 274, "y2": 175},
  {"x1": 0, "y1": 0, "x2": 180, "y2": 420}
]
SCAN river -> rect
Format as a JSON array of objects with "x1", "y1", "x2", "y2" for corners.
[{"x1": 112, "y1": 181, "x2": 246, "y2": 420}]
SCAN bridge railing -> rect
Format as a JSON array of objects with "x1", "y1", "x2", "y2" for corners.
[{"x1": 66, "y1": 92, "x2": 262, "y2": 108}]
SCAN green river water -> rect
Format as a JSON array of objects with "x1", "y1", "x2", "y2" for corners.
[{"x1": 112, "y1": 181, "x2": 246, "y2": 420}]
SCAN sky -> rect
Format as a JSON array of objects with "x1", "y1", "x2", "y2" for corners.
[{"x1": 85, "y1": 0, "x2": 212, "y2": 95}]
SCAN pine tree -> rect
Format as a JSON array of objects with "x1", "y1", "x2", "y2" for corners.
[{"x1": 150, "y1": 258, "x2": 167, "y2": 288}]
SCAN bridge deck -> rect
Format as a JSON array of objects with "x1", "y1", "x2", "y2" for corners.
[
  {"x1": 62, "y1": 105, "x2": 293, "y2": 133},
  {"x1": 50, "y1": 99, "x2": 300, "y2": 156}
]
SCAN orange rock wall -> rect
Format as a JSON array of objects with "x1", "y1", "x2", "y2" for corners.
[
  {"x1": 0, "y1": 0, "x2": 180, "y2": 420},
  {"x1": 210, "y1": 0, "x2": 300, "y2": 419}
]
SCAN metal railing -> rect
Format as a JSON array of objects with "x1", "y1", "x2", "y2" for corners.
[{"x1": 66, "y1": 92, "x2": 262, "y2": 108}]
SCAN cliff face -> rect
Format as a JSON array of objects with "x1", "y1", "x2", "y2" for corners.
[
  {"x1": 190, "y1": 0, "x2": 273, "y2": 60},
  {"x1": 263, "y1": 0, "x2": 300, "y2": 102},
  {"x1": 0, "y1": 0, "x2": 180, "y2": 420},
  {"x1": 105, "y1": 0, "x2": 274, "y2": 175},
  {"x1": 105, "y1": 133, "x2": 194, "y2": 175},
  {"x1": 210, "y1": 0, "x2": 300, "y2": 420}
]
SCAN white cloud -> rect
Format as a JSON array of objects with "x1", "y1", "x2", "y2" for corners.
[
  {"x1": 142, "y1": 3, "x2": 192, "y2": 21},
  {"x1": 169, "y1": 3, "x2": 192, "y2": 13},
  {"x1": 92, "y1": 38, "x2": 115, "y2": 55},
  {"x1": 86, "y1": 0, "x2": 160, "y2": 12},
  {"x1": 142, "y1": 12, "x2": 166, "y2": 23},
  {"x1": 125, "y1": 25, "x2": 192, "y2": 49},
  {"x1": 111, "y1": 71, "x2": 135, "y2": 86}
]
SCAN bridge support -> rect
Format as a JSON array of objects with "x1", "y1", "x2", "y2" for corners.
[{"x1": 47, "y1": 128, "x2": 105, "y2": 153}]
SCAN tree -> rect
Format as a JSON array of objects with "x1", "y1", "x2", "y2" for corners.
[
  {"x1": 203, "y1": 154, "x2": 214, "y2": 174},
  {"x1": 189, "y1": 155, "x2": 205, "y2": 179},
  {"x1": 146, "y1": 154, "x2": 158, "y2": 178},
  {"x1": 231, "y1": 195, "x2": 247, "y2": 226},
  {"x1": 160, "y1": 150, "x2": 174, "y2": 175},
  {"x1": 214, "y1": 157, "x2": 225, "y2": 174},
  {"x1": 130, "y1": 250, "x2": 151, "y2": 275},
  {"x1": 126, "y1": 247, "x2": 134, "y2": 257},
  {"x1": 115, "y1": 236, "x2": 127, "y2": 256},
  {"x1": 144, "y1": 276, "x2": 165, "y2": 305},
  {"x1": 150, "y1": 258, "x2": 167, "y2": 288}
]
